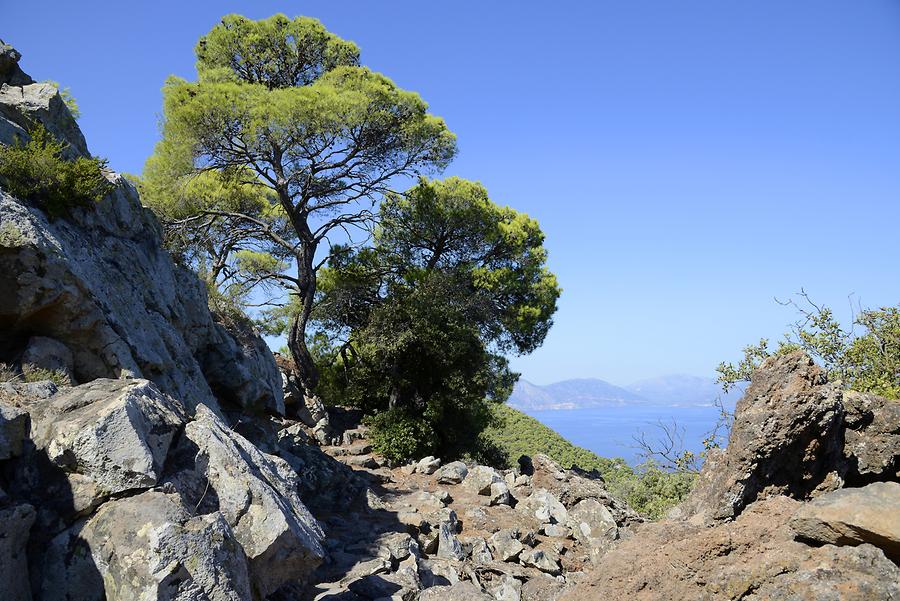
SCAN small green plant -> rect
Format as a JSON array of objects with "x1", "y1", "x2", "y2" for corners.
[
  {"x1": 0, "y1": 221, "x2": 28, "y2": 247},
  {"x1": 21, "y1": 364, "x2": 70, "y2": 386},
  {"x1": 365, "y1": 409, "x2": 437, "y2": 463},
  {"x1": 45, "y1": 80, "x2": 81, "y2": 119},
  {"x1": 0, "y1": 363, "x2": 19, "y2": 383},
  {"x1": 0, "y1": 123, "x2": 112, "y2": 219}
]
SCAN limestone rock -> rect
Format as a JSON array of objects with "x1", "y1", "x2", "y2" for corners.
[
  {"x1": 520, "y1": 489, "x2": 568, "y2": 525},
  {"x1": 567, "y1": 498, "x2": 617, "y2": 546},
  {"x1": 790, "y1": 481, "x2": 900, "y2": 561},
  {"x1": 418, "y1": 582, "x2": 493, "y2": 601},
  {"x1": 464, "y1": 465, "x2": 503, "y2": 495},
  {"x1": 437, "y1": 520, "x2": 467, "y2": 561},
  {"x1": 0, "y1": 400, "x2": 28, "y2": 459},
  {"x1": 0, "y1": 504, "x2": 35, "y2": 601},
  {"x1": 489, "y1": 529, "x2": 525, "y2": 562},
  {"x1": 416, "y1": 455, "x2": 442, "y2": 475},
  {"x1": 164, "y1": 405, "x2": 325, "y2": 597},
  {"x1": 0, "y1": 40, "x2": 33, "y2": 86},
  {"x1": 489, "y1": 481, "x2": 514, "y2": 506},
  {"x1": 36, "y1": 490, "x2": 252, "y2": 601},
  {"x1": 0, "y1": 80, "x2": 88, "y2": 158},
  {"x1": 25, "y1": 378, "x2": 184, "y2": 509},
  {"x1": 437, "y1": 461, "x2": 469, "y2": 484},
  {"x1": 521, "y1": 547, "x2": 562, "y2": 576},
  {"x1": 678, "y1": 352, "x2": 845, "y2": 524}
]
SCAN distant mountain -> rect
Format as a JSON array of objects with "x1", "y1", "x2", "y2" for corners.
[
  {"x1": 509, "y1": 374, "x2": 743, "y2": 410},
  {"x1": 508, "y1": 378, "x2": 648, "y2": 410},
  {"x1": 626, "y1": 374, "x2": 742, "y2": 407}
]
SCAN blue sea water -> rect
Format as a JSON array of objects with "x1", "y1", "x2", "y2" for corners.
[{"x1": 523, "y1": 405, "x2": 726, "y2": 466}]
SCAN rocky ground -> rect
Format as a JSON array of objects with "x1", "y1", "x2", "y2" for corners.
[{"x1": 1, "y1": 39, "x2": 899, "y2": 601}]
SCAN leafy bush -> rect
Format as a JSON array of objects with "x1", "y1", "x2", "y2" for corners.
[
  {"x1": 366, "y1": 409, "x2": 437, "y2": 463},
  {"x1": 718, "y1": 293, "x2": 900, "y2": 399},
  {"x1": 45, "y1": 80, "x2": 81, "y2": 119},
  {"x1": 0, "y1": 123, "x2": 112, "y2": 219}
]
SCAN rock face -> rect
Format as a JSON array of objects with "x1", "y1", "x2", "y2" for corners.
[
  {"x1": 0, "y1": 504, "x2": 35, "y2": 601},
  {"x1": 562, "y1": 496, "x2": 900, "y2": 601},
  {"x1": 842, "y1": 390, "x2": 900, "y2": 482},
  {"x1": 678, "y1": 352, "x2": 846, "y2": 524},
  {"x1": 790, "y1": 481, "x2": 900, "y2": 561}
]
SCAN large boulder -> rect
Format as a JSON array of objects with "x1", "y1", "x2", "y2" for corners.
[
  {"x1": 21, "y1": 378, "x2": 184, "y2": 514},
  {"x1": 36, "y1": 490, "x2": 252, "y2": 601},
  {"x1": 0, "y1": 504, "x2": 35, "y2": 601},
  {"x1": 0, "y1": 80, "x2": 88, "y2": 159},
  {"x1": 678, "y1": 352, "x2": 846, "y2": 524},
  {"x1": 164, "y1": 405, "x2": 325, "y2": 597},
  {"x1": 21, "y1": 335, "x2": 75, "y2": 384},
  {"x1": 790, "y1": 481, "x2": 900, "y2": 562}
]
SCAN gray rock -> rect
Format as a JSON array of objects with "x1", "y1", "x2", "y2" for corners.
[
  {"x1": 542, "y1": 524, "x2": 569, "y2": 539},
  {"x1": 520, "y1": 547, "x2": 562, "y2": 576},
  {"x1": 21, "y1": 335, "x2": 75, "y2": 384},
  {"x1": 464, "y1": 465, "x2": 503, "y2": 495},
  {"x1": 418, "y1": 582, "x2": 492, "y2": 601},
  {"x1": 437, "y1": 520, "x2": 467, "y2": 561},
  {"x1": 0, "y1": 40, "x2": 33, "y2": 86},
  {"x1": 468, "y1": 536, "x2": 493, "y2": 564},
  {"x1": 488, "y1": 529, "x2": 525, "y2": 562},
  {"x1": 490, "y1": 574, "x2": 522, "y2": 601},
  {"x1": 165, "y1": 405, "x2": 325, "y2": 597},
  {"x1": 0, "y1": 504, "x2": 35, "y2": 601},
  {"x1": 417, "y1": 456, "x2": 442, "y2": 475},
  {"x1": 520, "y1": 489, "x2": 568, "y2": 525},
  {"x1": 437, "y1": 461, "x2": 468, "y2": 484},
  {"x1": 26, "y1": 379, "x2": 184, "y2": 510},
  {"x1": 490, "y1": 481, "x2": 514, "y2": 506},
  {"x1": 36, "y1": 491, "x2": 252, "y2": 601},
  {"x1": 790, "y1": 481, "x2": 900, "y2": 561},
  {"x1": 0, "y1": 400, "x2": 28, "y2": 459},
  {"x1": 0, "y1": 81, "x2": 88, "y2": 158},
  {"x1": 567, "y1": 498, "x2": 617, "y2": 546}
]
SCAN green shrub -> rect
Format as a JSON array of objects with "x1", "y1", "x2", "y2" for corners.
[
  {"x1": 0, "y1": 123, "x2": 112, "y2": 219},
  {"x1": 366, "y1": 409, "x2": 437, "y2": 463},
  {"x1": 45, "y1": 80, "x2": 81, "y2": 119},
  {"x1": 21, "y1": 364, "x2": 70, "y2": 386}
]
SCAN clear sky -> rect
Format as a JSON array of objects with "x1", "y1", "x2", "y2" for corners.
[{"x1": 4, "y1": 1, "x2": 899, "y2": 385}]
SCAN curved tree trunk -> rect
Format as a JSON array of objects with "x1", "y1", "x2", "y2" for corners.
[{"x1": 287, "y1": 242, "x2": 320, "y2": 394}]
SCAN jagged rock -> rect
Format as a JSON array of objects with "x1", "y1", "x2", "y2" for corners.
[
  {"x1": 790, "y1": 481, "x2": 900, "y2": 561},
  {"x1": 521, "y1": 547, "x2": 562, "y2": 576},
  {"x1": 489, "y1": 529, "x2": 525, "y2": 562},
  {"x1": 490, "y1": 481, "x2": 514, "y2": 506},
  {"x1": 418, "y1": 582, "x2": 493, "y2": 601},
  {"x1": 842, "y1": 390, "x2": 900, "y2": 481},
  {"x1": 36, "y1": 490, "x2": 252, "y2": 601},
  {"x1": 0, "y1": 400, "x2": 28, "y2": 459},
  {"x1": 520, "y1": 489, "x2": 568, "y2": 525},
  {"x1": 346, "y1": 572, "x2": 417, "y2": 600},
  {"x1": 567, "y1": 498, "x2": 617, "y2": 546},
  {"x1": 465, "y1": 465, "x2": 503, "y2": 495},
  {"x1": 21, "y1": 335, "x2": 75, "y2": 384},
  {"x1": 0, "y1": 40, "x2": 33, "y2": 86},
  {"x1": 437, "y1": 520, "x2": 467, "y2": 561},
  {"x1": 524, "y1": 455, "x2": 638, "y2": 526},
  {"x1": 416, "y1": 455, "x2": 442, "y2": 474},
  {"x1": 164, "y1": 405, "x2": 325, "y2": 597},
  {"x1": 678, "y1": 352, "x2": 846, "y2": 524},
  {"x1": 437, "y1": 460, "x2": 469, "y2": 484},
  {"x1": 469, "y1": 536, "x2": 494, "y2": 564},
  {"x1": 0, "y1": 81, "x2": 88, "y2": 158},
  {"x1": 542, "y1": 524, "x2": 570, "y2": 539},
  {"x1": 0, "y1": 504, "x2": 35, "y2": 601},
  {"x1": 560, "y1": 496, "x2": 900, "y2": 601},
  {"x1": 490, "y1": 574, "x2": 522, "y2": 601},
  {"x1": 24, "y1": 378, "x2": 184, "y2": 512}
]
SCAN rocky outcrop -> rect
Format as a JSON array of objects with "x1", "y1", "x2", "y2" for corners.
[
  {"x1": 842, "y1": 390, "x2": 900, "y2": 482},
  {"x1": 561, "y1": 496, "x2": 900, "y2": 601},
  {"x1": 0, "y1": 503, "x2": 35, "y2": 601},
  {"x1": 677, "y1": 352, "x2": 846, "y2": 524}
]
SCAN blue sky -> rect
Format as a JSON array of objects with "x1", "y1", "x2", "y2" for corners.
[{"x1": 4, "y1": 1, "x2": 899, "y2": 385}]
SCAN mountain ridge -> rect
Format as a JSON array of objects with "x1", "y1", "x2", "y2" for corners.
[{"x1": 509, "y1": 374, "x2": 740, "y2": 410}]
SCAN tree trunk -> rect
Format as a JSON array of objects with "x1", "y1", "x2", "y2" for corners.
[{"x1": 288, "y1": 242, "x2": 319, "y2": 394}]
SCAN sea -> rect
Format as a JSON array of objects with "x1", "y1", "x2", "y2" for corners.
[{"x1": 523, "y1": 404, "x2": 727, "y2": 466}]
